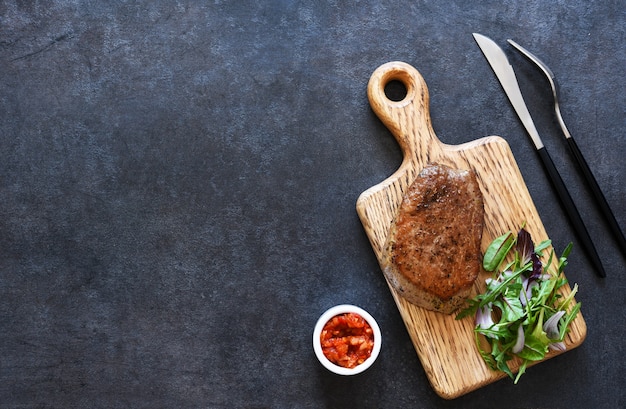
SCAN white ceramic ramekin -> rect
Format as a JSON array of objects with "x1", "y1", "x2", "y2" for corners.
[{"x1": 312, "y1": 304, "x2": 382, "y2": 375}]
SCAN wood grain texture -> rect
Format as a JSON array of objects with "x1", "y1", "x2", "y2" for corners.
[{"x1": 357, "y1": 61, "x2": 587, "y2": 399}]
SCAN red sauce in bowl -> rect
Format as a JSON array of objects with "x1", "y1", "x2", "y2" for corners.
[{"x1": 320, "y1": 312, "x2": 375, "y2": 368}]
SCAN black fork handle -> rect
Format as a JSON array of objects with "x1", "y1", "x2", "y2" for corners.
[{"x1": 566, "y1": 137, "x2": 626, "y2": 258}]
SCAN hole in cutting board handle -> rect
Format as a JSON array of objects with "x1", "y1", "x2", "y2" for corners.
[{"x1": 384, "y1": 79, "x2": 408, "y2": 102}]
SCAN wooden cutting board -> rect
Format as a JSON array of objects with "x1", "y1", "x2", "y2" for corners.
[{"x1": 356, "y1": 61, "x2": 587, "y2": 399}]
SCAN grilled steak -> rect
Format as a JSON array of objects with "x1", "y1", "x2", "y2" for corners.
[{"x1": 381, "y1": 163, "x2": 484, "y2": 314}]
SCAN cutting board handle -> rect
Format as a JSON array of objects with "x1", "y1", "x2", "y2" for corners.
[{"x1": 367, "y1": 61, "x2": 444, "y2": 169}]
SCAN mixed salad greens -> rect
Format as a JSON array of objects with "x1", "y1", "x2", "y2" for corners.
[{"x1": 456, "y1": 226, "x2": 581, "y2": 383}]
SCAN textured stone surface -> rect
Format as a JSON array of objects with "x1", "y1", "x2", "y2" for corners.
[{"x1": 1, "y1": 1, "x2": 623, "y2": 408}]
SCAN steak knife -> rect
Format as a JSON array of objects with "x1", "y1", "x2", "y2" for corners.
[{"x1": 472, "y1": 32, "x2": 606, "y2": 278}]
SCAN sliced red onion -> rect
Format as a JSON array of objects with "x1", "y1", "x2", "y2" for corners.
[
  {"x1": 519, "y1": 277, "x2": 538, "y2": 307},
  {"x1": 549, "y1": 342, "x2": 566, "y2": 351},
  {"x1": 520, "y1": 277, "x2": 529, "y2": 306},
  {"x1": 475, "y1": 304, "x2": 494, "y2": 330},
  {"x1": 512, "y1": 324, "x2": 525, "y2": 353},
  {"x1": 543, "y1": 310, "x2": 566, "y2": 340}
]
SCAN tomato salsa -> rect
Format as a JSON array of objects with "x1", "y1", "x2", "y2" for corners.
[{"x1": 320, "y1": 312, "x2": 375, "y2": 368}]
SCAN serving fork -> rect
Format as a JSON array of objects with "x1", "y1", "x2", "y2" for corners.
[{"x1": 508, "y1": 39, "x2": 626, "y2": 260}]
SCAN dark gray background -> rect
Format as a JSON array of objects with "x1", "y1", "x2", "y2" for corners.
[{"x1": 1, "y1": 1, "x2": 624, "y2": 408}]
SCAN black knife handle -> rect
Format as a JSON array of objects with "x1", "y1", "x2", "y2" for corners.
[
  {"x1": 537, "y1": 147, "x2": 606, "y2": 277},
  {"x1": 566, "y1": 137, "x2": 626, "y2": 257}
]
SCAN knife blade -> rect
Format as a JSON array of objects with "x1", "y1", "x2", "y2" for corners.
[{"x1": 472, "y1": 32, "x2": 606, "y2": 277}]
